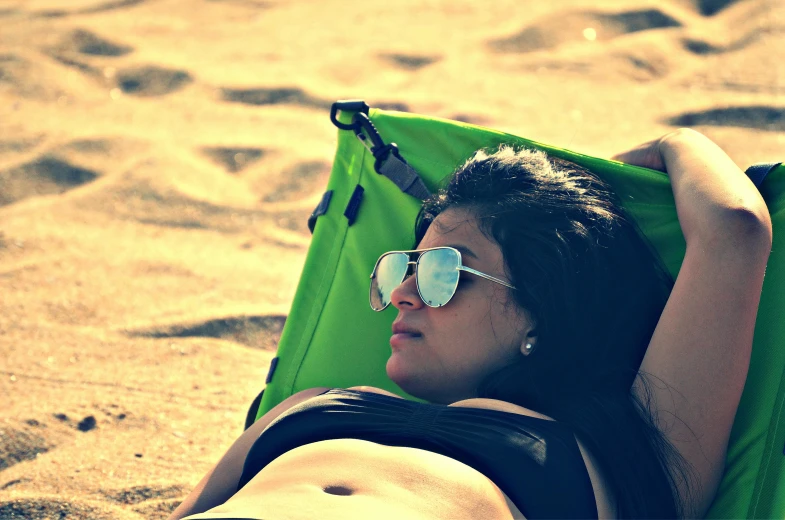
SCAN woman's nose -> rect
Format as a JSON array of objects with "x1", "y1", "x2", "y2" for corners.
[{"x1": 390, "y1": 272, "x2": 424, "y2": 310}]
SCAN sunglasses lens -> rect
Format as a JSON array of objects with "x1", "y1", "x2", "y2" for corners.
[
  {"x1": 417, "y1": 248, "x2": 460, "y2": 307},
  {"x1": 370, "y1": 252, "x2": 409, "y2": 311}
]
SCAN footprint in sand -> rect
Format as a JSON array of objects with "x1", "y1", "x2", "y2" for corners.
[
  {"x1": 133, "y1": 498, "x2": 184, "y2": 518},
  {"x1": 682, "y1": 29, "x2": 761, "y2": 55},
  {"x1": 0, "y1": 498, "x2": 127, "y2": 520},
  {"x1": 206, "y1": 0, "x2": 272, "y2": 7},
  {"x1": 490, "y1": 8, "x2": 682, "y2": 53},
  {"x1": 0, "y1": 136, "x2": 44, "y2": 154},
  {"x1": 48, "y1": 53, "x2": 100, "y2": 76},
  {"x1": 36, "y1": 0, "x2": 146, "y2": 18},
  {"x1": 43, "y1": 29, "x2": 136, "y2": 90},
  {"x1": 46, "y1": 31, "x2": 188, "y2": 97},
  {"x1": 451, "y1": 113, "x2": 492, "y2": 126},
  {"x1": 271, "y1": 210, "x2": 311, "y2": 233},
  {"x1": 682, "y1": 38, "x2": 727, "y2": 55},
  {"x1": 219, "y1": 87, "x2": 410, "y2": 114},
  {"x1": 129, "y1": 315, "x2": 287, "y2": 350},
  {"x1": 0, "y1": 418, "x2": 96, "y2": 483},
  {"x1": 374, "y1": 101, "x2": 410, "y2": 112},
  {"x1": 65, "y1": 138, "x2": 113, "y2": 154},
  {"x1": 0, "y1": 426, "x2": 52, "y2": 471},
  {"x1": 666, "y1": 106, "x2": 785, "y2": 132},
  {"x1": 0, "y1": 54, "x2": 64, "y2": 100},
  {"x1": 52, "y1": 137, "x2": 150, "y2": 177},
  {"x1": 96, "y1": 176, "x2": 263, "y2": 231},
  {"x1": 262, "y1": 160, "x2": 331, "y2": 203},
  {"x1": 0, "y1": 478, "x2": 32, "y2": 491},
  {"x1": 57, "y1": 29, "x2": 134, "y2": 57},
  {"x1": 219, "y1": 86, "x2": 332, "y2": 110},
  {"x1": 115, "y1": 66, "x2": 193, "y2": 96},
  {"x1": 379, "y1": 53, "x2": 441, "y2": 71},
  {"x1": 0, "y1": 156, "x2": 99, "y2": 207},
  {"x1": 687, "y1": 0, "x2": 740, "y2": 16},
  {"x1": 102, "y1": 484, "x2": 186, "y2": 505},
  {"x1": 201, "y1": 146, "x2": 266, "y2": 174}
]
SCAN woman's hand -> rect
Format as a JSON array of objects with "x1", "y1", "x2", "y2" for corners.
[
  {"x1": 610, "y1": 136, "x2": 667, "y2": 172},
  {"x1": 612, "y1": 128, "x2": 772, "y2": 249}
]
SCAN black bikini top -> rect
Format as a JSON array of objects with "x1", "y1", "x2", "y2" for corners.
[{"x1": 240, "y1": 388, "x2": 599, "y2": 519}]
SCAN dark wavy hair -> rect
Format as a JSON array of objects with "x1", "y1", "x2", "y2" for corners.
[{"x1": 414, "y1": 145, "x2": 698, "y2": 518}]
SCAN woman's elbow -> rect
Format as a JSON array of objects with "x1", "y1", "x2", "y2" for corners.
[{"x1": 712, "y1": 206, "x2": 773, "y2": 257}]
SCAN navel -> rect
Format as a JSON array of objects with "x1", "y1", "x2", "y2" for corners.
[{"x1": 323, "y1": 485, "x2": 354, "y2": 496}]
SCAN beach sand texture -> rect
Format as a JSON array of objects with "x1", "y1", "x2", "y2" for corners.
[{"x1": 1, "y1": 0, "x2": 783, "y2": 518}]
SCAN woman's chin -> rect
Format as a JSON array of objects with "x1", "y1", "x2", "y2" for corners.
[
  {"x1": 386, "y1": 355, "x2": 434, "y2": 401},
  {"x1": 385, "y1": 354, "x2": 405, "y2": 382},
  {"x1": 386, "y1": 354, "x2": 417, "y2": 392}
]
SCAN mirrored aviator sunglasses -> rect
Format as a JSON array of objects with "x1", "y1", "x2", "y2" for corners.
[{"x1": 369, "y1": 247, "x2": 515, "y2": 311}]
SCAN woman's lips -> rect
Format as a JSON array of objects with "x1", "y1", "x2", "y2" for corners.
[{"x1": 390, "y1": 332, "x2": 422, "y2": 349}]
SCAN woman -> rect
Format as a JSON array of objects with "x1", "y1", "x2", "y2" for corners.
[{"x1": 170, "y1": 128, "x2": 772, "y2": 519}]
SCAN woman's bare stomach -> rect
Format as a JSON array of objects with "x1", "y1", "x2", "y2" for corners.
[{"x1": 208, "y1": 438, "x2": 524, "y2": 520}]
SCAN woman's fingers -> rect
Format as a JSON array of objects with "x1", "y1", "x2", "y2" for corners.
[{"x1": 610, "y1": 137, "x2": 668, "y2": 172}]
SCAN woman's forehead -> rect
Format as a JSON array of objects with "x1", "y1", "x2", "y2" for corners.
[{"x1": 419, "y1": 210, "x2": 500, "y2": 261}]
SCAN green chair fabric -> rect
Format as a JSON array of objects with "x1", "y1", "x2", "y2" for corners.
[{"x1": 255, "y1": 104, "x2": 785, "y2": 519}]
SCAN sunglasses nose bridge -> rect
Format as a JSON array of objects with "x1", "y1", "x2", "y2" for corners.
[{"x1": 400, "y1": 260, "x2": 417, "y2": 284}]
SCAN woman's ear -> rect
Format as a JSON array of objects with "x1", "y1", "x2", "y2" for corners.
[{"x1": 520, "y1": 329, "x2": 538, "y2": 356}]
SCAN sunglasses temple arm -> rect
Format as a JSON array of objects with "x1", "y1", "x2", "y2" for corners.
[{"x1": 459, "y1": 266, "x2": 516, "y2": 289}]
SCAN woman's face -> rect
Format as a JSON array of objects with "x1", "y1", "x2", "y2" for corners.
[{"x1": 386, "y1": 207, "x2": 536, "y2": 404}]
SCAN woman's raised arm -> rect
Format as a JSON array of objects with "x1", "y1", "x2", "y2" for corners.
[{"x1": 612, "y1": 129, "x2": 772, "y2": 518}]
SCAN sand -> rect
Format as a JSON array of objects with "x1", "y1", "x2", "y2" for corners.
[{"x1": 0, "y1": 0, "x2": 782, "y2": 518}]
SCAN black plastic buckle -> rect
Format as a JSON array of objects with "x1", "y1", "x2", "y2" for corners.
[
  {"x1": 265, "y1": 357, "x2": 279, "y2": 384},
  {"x1": 344, "y1": 185, "x2": 365, "y2": 226},
  {"x1": 352, "y1": 112, "x2": 386, "y2": 151},
  {"x1": 330, "y1": 100, "x2": 370, "y2": 130},
  {"x1": 330, "y1": 100, "x2": 405, "y2": 175}
]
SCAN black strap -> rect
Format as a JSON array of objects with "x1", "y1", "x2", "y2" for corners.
[
  {"x1": 307, "y1": 190, "x2": 333, "y2": 234},
  {"x1": 745, "y1": 162, "x2": 781, "y2": 188},
  {"x1": 377, "y1": 152, "x2": 431, "y2": 200}
]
